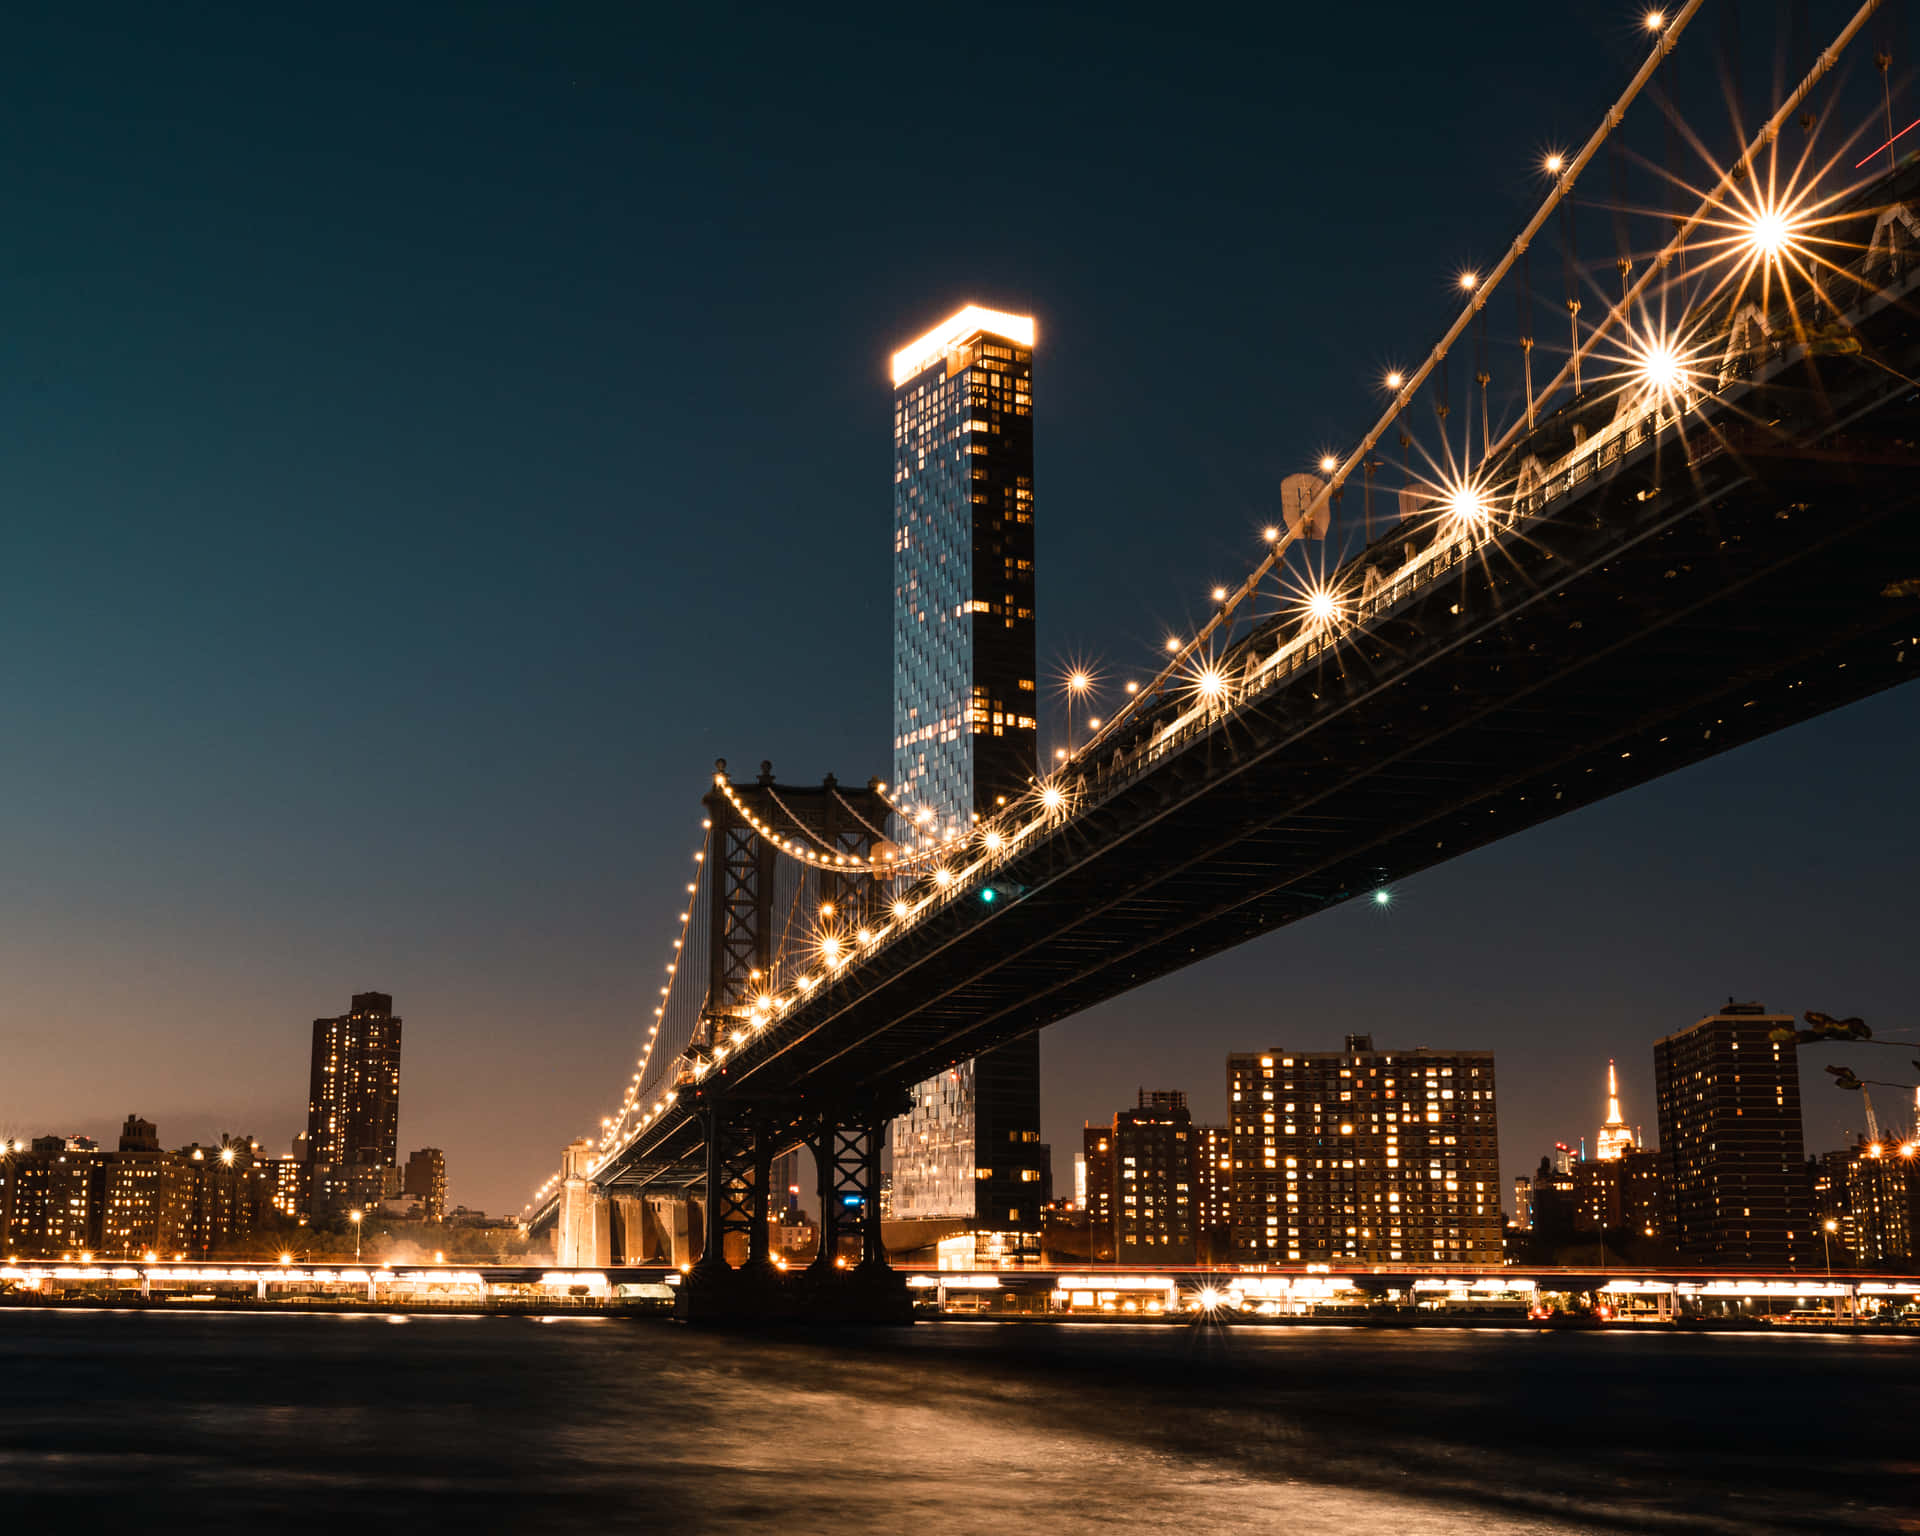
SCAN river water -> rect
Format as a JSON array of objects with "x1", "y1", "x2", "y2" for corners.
[{"x1": 2, "y1": 1310, "x2": 1914, "y2": 1532}]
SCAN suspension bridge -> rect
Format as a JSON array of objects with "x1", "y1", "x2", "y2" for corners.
[{"x1": 525, "y1": 0, "x2": 1920, "y2": 1320}]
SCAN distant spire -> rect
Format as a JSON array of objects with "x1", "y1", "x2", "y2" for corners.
[{"x1": 1597, "y1": 1057, "x2": 1634, "y2": 1161}]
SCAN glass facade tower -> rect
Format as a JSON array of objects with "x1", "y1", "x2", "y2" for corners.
[{"x1": 887, "y1": 306, "x2": 1044, "y2": 1253}]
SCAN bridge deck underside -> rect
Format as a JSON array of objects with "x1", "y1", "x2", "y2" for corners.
[{"x1": 588, "y1": 298, "x2": 1920, "y2": 1199}]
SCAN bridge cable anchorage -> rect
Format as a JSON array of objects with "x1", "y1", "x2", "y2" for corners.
[
  {"x1": 1079, "y1": 0, "x2": 1711, "y2": 758},
  {"x1": 1488, "y1": 0, "x2": 1892, "y2": 467}
]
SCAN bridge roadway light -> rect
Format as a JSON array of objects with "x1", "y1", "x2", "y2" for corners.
[
  {"x1": 1743, "y1": 206, "x2": 1796, "y2": 261},
  {"x1": 1307, "y1": 588, "x2": 1338, "y2": 624},
  {"x1": 1543, "y1": 153, "x2": 1564, "y2": 176},
  {"x1": 1384, "y1": 371, "x2": 1403, "y2": 391},
  {"x1": 1634, "y1": 340, "x2": 1685, "y2": 392},
  {"x1": 1643, "y1": 9, "x2": 1666, "y2": 31},
  {"x1": 1445, "y1": 484, "x2": 1490, "y2": 525}
]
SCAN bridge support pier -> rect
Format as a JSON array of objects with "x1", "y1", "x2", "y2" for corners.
[
  {"x1": 674, "y1": 1095, "x2": 910, "y2": 1325},
  {"x1": 555, "y1": 1137, "x2": 612, "y2": 1268}
]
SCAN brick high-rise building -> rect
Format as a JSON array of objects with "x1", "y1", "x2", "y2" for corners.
[
  {"x1": 100, "y1": 1152, "x2": 192, "y2": 1258},
  {"x1": 1228, "y1": 1036, "x2": 1501, "y2": 1266},
  {"x1": 1654, "y1": 1000, "x2": 1814, "y2": 1268},
  {"x1": 403, "y1": 1148, "x2": 448, "y2": 1224}
]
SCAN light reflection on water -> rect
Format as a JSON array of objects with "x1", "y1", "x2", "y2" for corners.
[{"x1": 0, "y1": 1311, "x2": 1914, "y2": 1533}]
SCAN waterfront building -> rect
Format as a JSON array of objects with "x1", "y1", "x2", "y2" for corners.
[
  {"x1": 886, "y1": 305, "x2": 1043, "y2": 1261},
  {"x1": 1573, "y1": 1147, "x2": 1668, "y2": 1237},
  {"x1": 1110, "y1": 1091, "x2": 1196, "y2": 1263},
  {"x1": 1510, "y1": 1176, "x2": 1533, "y2": 1230},
  {"x1": 403, "y1": 1148, "x2": 446, "y2": 1222},
  {"x1": 1654, "y1": 1000, "x2": 1814, "y2": 1268},
  {"x1": 1811, "y1": 1147, "x2": 1855, "y2": 1260},
  {"x1": 1, "y1": 1140, "x2": 99, "y2": 1258},
  {"x1": 402, "y1": 1147, "x2": 448, "y2": 1223},
  {"x1": 1193, "y1": 1125, "x2": 1233, "y2": 1261},
  {"x1": 305, "y1": 991, "x2": 403, "y2": 1219},
  {"x1": 1227, "y1": 1036, "x2": 1501, "y2": 1266},
  {"x1": 1845, "y1": 1144, "x2": 1917, "y2": 1266},
  {"x1": 100, "y1": 1151, "x2": 192, "y2": 1257},
  {"x1": 1817, "y1": 1139, "x2": 1919, "y2": 1268},
  {"x1": 1082, "y1": 1125, "x2": 1116, "y2": 1261}
]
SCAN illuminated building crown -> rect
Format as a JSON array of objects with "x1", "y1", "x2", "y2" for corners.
[{"x1": 1596, "y1": 1057, "x2": 1635, "y2": 1161}]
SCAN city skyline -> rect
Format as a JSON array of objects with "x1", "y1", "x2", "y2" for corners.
[{"x1": 2, "y1": 2, "x2": 1916, "y2": 1217}]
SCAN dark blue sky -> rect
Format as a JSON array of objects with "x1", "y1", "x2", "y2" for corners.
[{"x1": 4, "y1": 2, "x2": 1916, "y2": 1214}]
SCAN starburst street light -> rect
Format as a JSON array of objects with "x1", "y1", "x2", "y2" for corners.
[
  {"x1": 1306, "y1": 588, "x2": 1339, "y2": 624},
  {"x1": 1543, "y1": 152, "x2": 1564, "y2": 176},
  {"x1": 1643, "y1": 9, "x2": 1665, "y2": 32},
  {"x1": 1318, "y1": 454, "x2": 1337, "y2": 474},
  {"x1": 1634, "y1": 338, "x2": 1685, "y2": 392},
  {"x1": 1743, "y1": 204, "x2": 1798, "y2": 262},
  {"x1": 1443, "y1": 481, "x2": 1491, "y2": 526},
  {"x1": 1385, "y1": 370, "x2": 1404, "y2": 390}
]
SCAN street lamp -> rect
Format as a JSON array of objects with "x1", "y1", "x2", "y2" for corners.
[
  {"x1": 1065, "y1": 670, "x2": 1093, "y2": 757},
  {"x1": 1822, "y1": 1217, "x2": 1838, "y2": 1277},
  {"x1": 350, "y1": 1209, "x2": 364, "y2": 1263}
]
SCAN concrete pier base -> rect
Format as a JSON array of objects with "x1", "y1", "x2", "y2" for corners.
[{"x1": 672, "y1": 1263, "x2": 913, "y2": 1326}]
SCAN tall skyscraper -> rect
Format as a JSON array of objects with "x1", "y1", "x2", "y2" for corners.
[
  {"x1": 1228, "y1": 1036, "x2": 1502, "y2": 1266},
  {"x1": 1654, "y1": 1000, "x2": 1813, "y2": 1268},
  {"x1": 1595, "y1": 1058, "x2": 1636, "y2": 1161},
  {"x1": 887, "y1": 305, "x2": 1043, "y2": 1260},
  {"x1": 888, "y1": 303, "x2": 1037, "y2": 826},
  {"x1": 306, "y1": 991, "x2": 402, "y2": 1217}
]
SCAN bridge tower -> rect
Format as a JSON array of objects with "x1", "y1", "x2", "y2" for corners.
[
  {"x1": 675, "y1": 761, "x2": 912, "y2": 1321},
  {"x1": 553, "y1": 1137, "x2": 610, "y2": 1268}
]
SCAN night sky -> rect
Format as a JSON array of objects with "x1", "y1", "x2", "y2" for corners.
[{"x1": 5, "y1": 2, "x2": 1917, "y2": 1217}]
